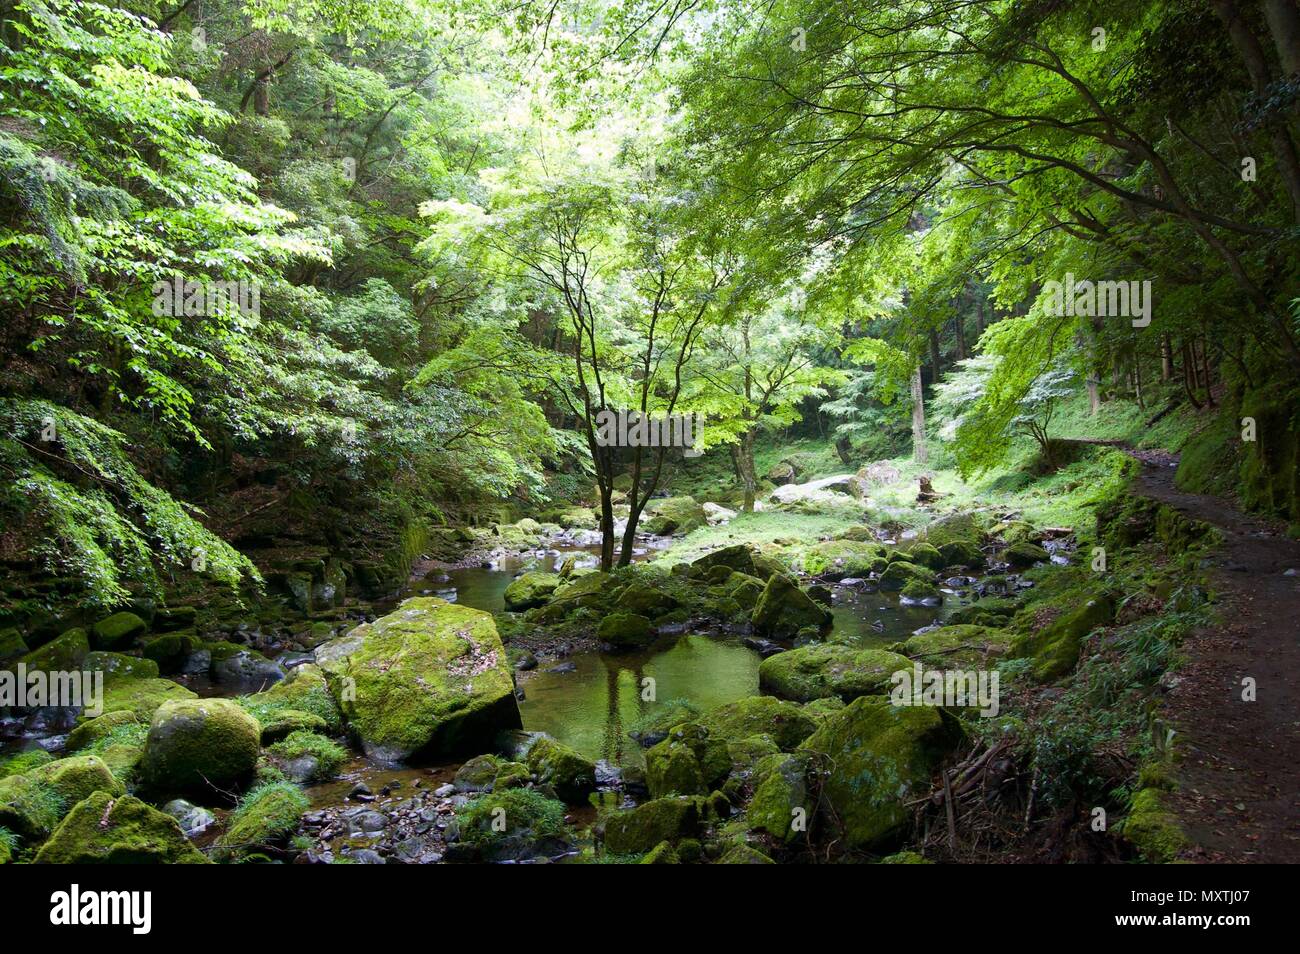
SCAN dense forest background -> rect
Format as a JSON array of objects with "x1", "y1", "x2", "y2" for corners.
[{"x1": 2, "y1": 0, "x2": 1297, "y2": 634}]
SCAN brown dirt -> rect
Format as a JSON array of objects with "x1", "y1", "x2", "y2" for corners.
[{"x1": 1127, "y1": 452, "x2": 1300, "y2": 862}]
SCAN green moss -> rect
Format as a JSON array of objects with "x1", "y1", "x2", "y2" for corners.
[
  {"x1": 90, "y1": 612, "x2": 147, "y2": 649},
  {"x1": 503, "y1": 571, "x2": 562, "y2": 610},
  {"x1": 214, "y1": 781, "x2": 309, "y2": 862},
  {"x1": 877, "y1": 561, "x2": 934, "y2": 590},
  {"x1": 523, "y1": 735, "x2": 596, "y2": 803},
  {"x1": 268, "y1": 730, "x2": 346, "y2": 782},
  {"x1": 879, "y1": 850, "x2": 932, "y2": 863},
  {"x1": 238, "y1": 663, "x2": 342, "y2": 735},
  {"x1": 799, "y1": 696, "x2": 961, "y2": 850},
  {"x1": 456, "y1": 788, "x2": 568, "y2": 856},
  {"x1": 759, "y1": 645, "x2": 910, "y2": 703},
  {"x1": 597, "y1": 612, "x2": 655, "y2": 648},
  {"x1": 717, "y1": 844, "x2": 775, "y2": 863},
  {"x1": 746, "y1": 752, "x2": 812, "y2": 843},
  {"x1": 83, "y1": 651, "x2": 159, "y2": 680},
  {"x1": 797, "y1": 540, "x2": 888, "y2": 578},
  {"x1": 34, "y1": 791, "x2": 209, "y2": 864},
  {"x1": 640, "y1": 840, "x2": 680, "y2": 863},
  {"x1": 603, "y1": 796, "x2": 701, "y2": 854},
  {"x1": 0, "y1": 749, "x2": 54, "y2": 779},
  {"x1": 0, "y1": 627, "x2": 28, "y2": 659},
  {"x1": 1002, "y1": 541, "x2": 1049, "y2": 567},
  {"x1": 141, "y1": 697, "x2": 262, "y2": 795},
  {"x1": 20, "y1": 627, "x2": 89, "y2": 671},
  {"x1": 1012, "y1": 594, "x2": 1115, "y2": 682},
  {"x1": 900, "y1": 577, "x2": 941, "y2": 602},
  {"x1": 318, "y1": 598, "x2": 520, "y2": 762},
  {"x1": 693, "y1": 695, "x2": 817, "y2": 751},
  {"x1": 0, "y1": 772, "x2": 66, "y2": 839},
  {"x1": 641, "y1": 496, "x2": 706, "y2": 535},
  {"x1": 751, "y1": 573, "x2": 832, "y2": 639},
  {"x1": 902, "y1": 542, "x2": 946, "y2": 570},
  {"x1": 30, "y1": 754, "x2": 124, "y2": 806},
  {"x1": 92, "y1": 677, "x2": 197, "y2": 723},
  {"x1": 645, "y1": 723, "x2": 731, "y2": 798},
  {"x1": 1122, "y1": 788, "x2": 1188, "y2": 863},
  {"x1": 902, "y1": 625, "x2": 1012, "y2": 669}
]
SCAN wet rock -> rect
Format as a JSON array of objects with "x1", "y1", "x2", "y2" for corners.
[{"x1": 163, "y1": 798, "x2": 216, "y2": 837}]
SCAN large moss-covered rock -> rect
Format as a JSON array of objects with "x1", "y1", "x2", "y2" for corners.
[
  {"x1": 694, "y1": 696, "x2": 817, "y2": 751},
  {"x1": 1012, "y1": 594, "x2": 1115, "y2": 681},
  {"x1": 644, "y1": 723, "x2": 731, "y2": 799},
  {"x1": 503, "y1": 572, "x2": 562, "y2": 611},
  {"x1": 239, "y1": 663, "x2": 342, "y2": 735},
  {"x1": 902, "y1": 625, "x2": 1012, "y2": 669},
  {"x1": 547, "y1": 571, "x2": 615, "y2": 611},
  {"x1": 141, "y1": 631, "x2": 201, "y2": 674},
  {"x1": 523, "y1": 735, "x2": 597, "y2": 804},
  {"x1": 615, "y1": 580, "x2": 680, "y2": 617},
  {"x1": 0, "y1": 772, "x2": 65, "y2": 838},
  {"x1": 83, "y1": 651, "x2": 159, "y2": 681},
  {"x1": 317, "y1": 598, "x2": 521, "y2": 762},
  {"x1": 92, "y1": 677, "x2": 197, "y2": 723},
  {"x1": 948, "y1": 597, "x2": 1018, "y2": 626},
  {"x1": 751, "y1": 574, "x2": 832, "y2": 639},
  {"x1": 759, "y1": 645, "x2": 910, "y2": 703},
  {"x1": 603, "y1": 796, "x2": 701, "y2": 854},
  {"x1": 140, "y1": 698, "x2": 261, "y2": 795},
  {"x1": 31, "y1": 755, "x2": 124, "y2": 806},
  {"x1": 799, "y1": 696, "x2": 959, "y2": 849},
  {"x1": 919, "y1": 513, "x2": 984, "y2": 549},
  {"x1": 798, "y1": 540, "x2": 888, "y2": 579},
  {"x1": 902, "y1": 543, "x2": 946, "y2": 571},
  {"x1": 597, "y1": 612, "x2": 654, "y2": 648},
  {"x1": 90, "y1": 612, "x2": 147, "y2": 649},
  {"x1": 1002, "y1": 541, "x2": 1049, "y2": 567},
  {"x1": 746, "y1": 751, "x2": 814, "y2": 843},
  {"x1": 35, "y1": 792, "x2": 208, "y2": 864},
  {"x1": 20, "y1": 627, "x2": 89, "y2": 671},
  {"x1": 641, "y1": 496, "x2": 706, "y2": 535},
  {"x1": 66, "y1": 709, "x2": 141, "y2": 752},
  {"x1": 688, "y1": 544, "x2": 782, "y2": 581},
  {"x1": 878, "y1": 560, "x2": 935, "y2": 591}
]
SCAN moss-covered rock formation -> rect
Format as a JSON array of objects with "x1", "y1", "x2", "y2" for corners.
[
  {"x1": 140, "y1": 698, "x2": 262, "y2": 796},
  {"x1": 35, "y1": 792, "x2": 208, "y2": 864},
  {"x1": 317, "y1": 597, "x2": 521, "y2": 762},
  {"x1": 759, "y1": 645, "x2": 910, "y2": 703}
]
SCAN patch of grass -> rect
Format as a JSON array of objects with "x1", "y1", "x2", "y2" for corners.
[
  {"x1": 457, "y1": 788, "x2": 567, "y2": 851},
  {"x1": 268, "y1": 730, "x2": 346, "y2": 781},
  {"x1": 0, "y1": 749, "x2": 54, "y2": 779}
]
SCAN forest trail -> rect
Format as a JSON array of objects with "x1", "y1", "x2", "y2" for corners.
[{"x1": 1102, "y1": 443, "x2": 1300, "y2": 862}]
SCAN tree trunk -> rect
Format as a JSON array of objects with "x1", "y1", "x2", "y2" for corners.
[
  {"x1": 1161, "y1": 335, "x2": 1173, "y2": 380},
  {"x1": 738, "y1": 429, "x2": 758, "y2": 512},
  {"x1": 910, "y1": 365, "x2": 928, "y2": 464},
  {"x1": 1086, "y1": 376, "x2": 1101, "y2": 415}
]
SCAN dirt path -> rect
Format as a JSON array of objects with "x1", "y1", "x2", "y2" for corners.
[{"x1": 1119, "y1": 449, "x2": 1300, "y2": 862}]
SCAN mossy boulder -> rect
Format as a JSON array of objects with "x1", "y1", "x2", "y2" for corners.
[
  {"x1": 258, "y1": 708, "x2": 329, "y2": 743},
  {"x1": 20, "y1": 627, "x2": 89, "y2": 671},
  {"x1": 920, "y1": 513, "x2": 984, "y2": 549},
  {"x1": 83, "y1": 651, "x2": 159, "y2": 681},
  {"x1": 141, "y1": 698, "x2": 262, "y2": 796},
  {"x1": 1012, "y1": 594, "x2": 1115, "y2": 681},
  {"x1": 503, "y1": 571, "x2": 562, "y2": 611},
  {"x1": 453, "y1": 788, "x2": 570, "y2": 862},
  {"x1": 0, "y1": 772, "x2": 66, "y2": 838},
  {"x1": 35, "y1": 792, "x2": 208, "y2": 864},
  {"x1": 948, "y1": 597, "x2": 1018, "y2": 626},
  {"x1": 641, "y1": 496, "x2": 706, "y2": 535},
  {"x1": 597, "y1": 612, "x2": 655, "y2": 648},
  {"x1": 751, "y1": 573, "x2": 832, "y2": 639},
  {"x1": 799, "y1": 696, "x2": 960, "y2": 849},
  {"x1": 93, "y1": 677, "x2": 197, "y2": 723},
  {"x1": 603, "y1": 796, "x2": 701, "y2": 854},
  {"x1": 317, "y1": 597, "x2": 521, "y2": 762},
  {"x1": 645, "y1": 723, "x2": 730, "y2": 798},
  {"x1": 1121, "y1": 788, "x2": 1187, "y2": 863},
  {"x1": 688, "y1": 544, "x2": 781, "y2": 581},
  {"x1": 615, "y1": 580, "x2": 680, "y2": 617},
  {"x1": 31, "y1": 755, "x2": 124, "y2": 806},
  {"x1": 878, "y1": 560, "x2": 935, "y2": 591},
  {"x1": 141, "y1": 631, "x2": 201, "y2": 674},
  {"x1": 902, "y1": 542, "x2": 946, "y2": 571},
  {"x1": 747, "y1": 751, "x2": 814, "y2": 843},
  {"x1": 759, "y1": 645, "x2": 910, "y2": 703},
  {"x1": 1003, "y1": 541, "x2": 1049, "y2": 567},
  {"x1": 640, "y1": 840, "x2": 680, "y2": 863},
  {"x1": 694, "y1": 695, "x2": 817, "y2": 751},
  {"x1": 213, "y1": 781, "x2": 309, "y2": 862},
  {"x1": 900, "y1": 578, "x2": 941, "y2": 604},
  {"x1": 937, "y1": 540, "x2": 984, "y2": 569},
  {"x1": 523, "y1": 735, "x2": 597, "y2": 803},
  {"x1": 66, "y1": 709, "x2": 140, "y2": 752},
  {"x1": 90, "y1": 612, "x2": 147, "y2": 649},
  {"x1": 798, "y1": 540, "x2": 888, "y2": 579},
  {"x1": 902, "y1": 625, "x2": 1012, "y2": 669},
  {"x1": 0, "y1": 627, "x2": 27, "y2": 659},
  {"x1": 718, "y1": 844, "x2": 775, "y2": 863},
  {"x1": 239, "y1": 663, "x2": 342, "y2": 735},
  {"x1": 153, "y1": 606, "x2": 197, "y2": 632},
  {"x1": 267, "y1": 730, "x2": 346, "y2": 783},
  {"x1": 548, "y1": 571, "x2": 615, "y2": 611}
]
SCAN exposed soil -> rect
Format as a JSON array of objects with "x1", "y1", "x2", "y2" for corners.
[{"x1": 1126, "y1": 450, "x2": 1300, "y2": 862}]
